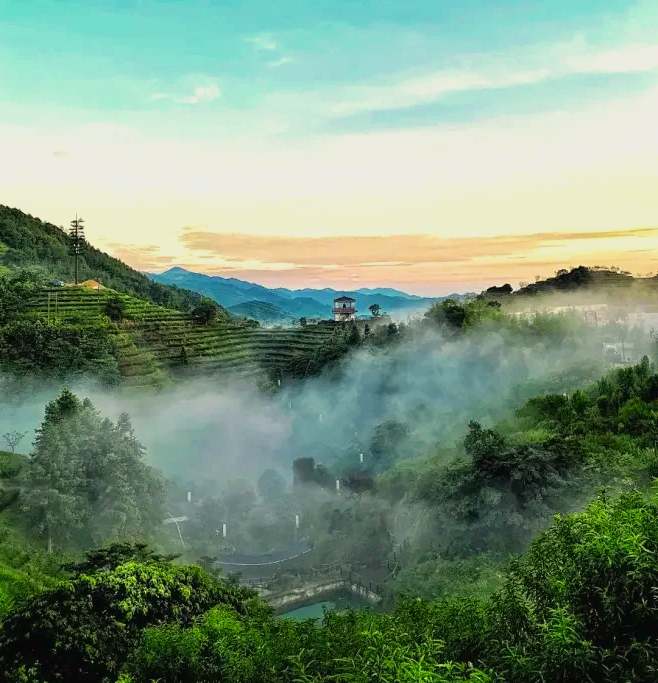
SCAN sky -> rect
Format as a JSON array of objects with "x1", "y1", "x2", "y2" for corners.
[{"x1": 1, "y1": 0, "x2": 658, "y2": 296}]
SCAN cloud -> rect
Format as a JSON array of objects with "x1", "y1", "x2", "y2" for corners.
[
  {"x1": 101, "y1": 242, "x2": 176, "y2": 271},
  {"x1": 173, "y1": 84, "x2": 221, "y2": 104},
  {"x1": 147, "y1": 82, "x2": 221, "y2": 105},
  {"x1": 244, "y1": 34, "x2": 277, "y2": 51},
  {"x1": 178, "y1": 227, "x2": 658, "y2": 269},
  {"x1": 564, "y1": 43, "x2": 658, "y2": 75},
  {"x1": 52, "y1": 150, "x2": 69, "y2": 158},
  {"x1": 267, "y1": 37, "x2": 658, "y2": 120},
  {"x1": 267, "y1": 57, "x2": 293, "y2": 68}
]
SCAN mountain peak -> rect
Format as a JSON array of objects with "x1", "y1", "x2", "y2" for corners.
[{"x1": 160, "y1": 266, "x2": 192, "y2": 275}]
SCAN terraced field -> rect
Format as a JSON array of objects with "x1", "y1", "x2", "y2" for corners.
[{"x1": 25, "y1": 287, "x2": 337, "y2": 389}]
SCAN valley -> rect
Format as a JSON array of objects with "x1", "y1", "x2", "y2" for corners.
[{"x1": 2, "y1": 206, "x2": 658, "y2": 682}]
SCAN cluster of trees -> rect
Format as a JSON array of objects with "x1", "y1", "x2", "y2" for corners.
[
  {"x1": 1, "y1": 391, "x2": 166, "y2": 559},
  {"x1": 284, "y1": 320, "x2": 406, "y2": 380},
  {"x1": 382, "y1": 355, "x2": 658, "y2": 598}
]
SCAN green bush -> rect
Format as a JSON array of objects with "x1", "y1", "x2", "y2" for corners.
[{"x1": 0, "y1": 560, "x2": 254, "y2": 683}]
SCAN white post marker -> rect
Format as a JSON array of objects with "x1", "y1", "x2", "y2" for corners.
[
  {"x1": 187, "y1": 491, "x2": 191, "y2": 502},
  {"x1": 360, "y1": 453, "x2": 364, "y2": 463},
  {"x1": 319, "y1": 414, "x2": 322, "y2": 423},
  {"x1": 336, "y1": 479, "x2": 340, "y2": 493},
  {"x1": 295, "y1": 514, "x2": 300, "y2": 529},
  {"x1": 222, "y1": 523, "x2": 227, "y2": 538}
]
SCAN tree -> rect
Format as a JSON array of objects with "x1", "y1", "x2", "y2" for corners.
[
  {"x1": 347, "y1": 322, "x2": 361, "y2": 346},
  {"x1": 463, "y1": 421, "x2": 508, "y2": 481},
  {"x1": 0, "y1": 270, "x2": 43, "y2": 325},
  {"x1": 343, "y1": 468, "x2": 376, "y2": 495},
  {"x1": 191, "y1": 298, "x2": 218, "y2": 325},
  {"x1": 369, "y1": 303, "x2": 381, "y2": 317},
  {"x1": 176, "y1": 346, "x2": 188, "y2": 366},
  {"x1": 484, "y1": 284, "x2": 512, "y2": 296},
  {"x1": 423, "y1": 299, "x2": 467, "y2": 330},
  {"x1": 292, "y1": 457, "x2": 334, "y2": 489},
  {"x1": 369, "y1": 419, "x2": 410, "y2": 470},
  {"x1": 299, "y1": 317, "x2": 307, "y2": 327},
  {"x1": 292, "y1": 457, "x2": 317, "y2": 486},
  {"x1": 257, "y1": 469, "x2": 286, "y2": 502},
  {"x1": 2, "y1": 430, "x2": 27, "y2": 453},
  {"x1": 68, "y1": 215, "x2": 86, "y2": 285},
  {"x1": 221, "y1": 480, "x2": 257, "y2": 522},
  {"x1": 104, "y1": 295, "x2": 126, "y2": 321},
  {"x1": 62, "y1": 541, "x2": 180, "y2": 577}
]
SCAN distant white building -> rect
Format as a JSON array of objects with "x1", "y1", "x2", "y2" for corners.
[{"x1": 333, "y1": 296, "x2": 357, "y2": 322}]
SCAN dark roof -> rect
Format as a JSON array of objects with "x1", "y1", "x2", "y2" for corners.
[{"x1": 334, "y1": 295, "x2": 355, "y2": 302}]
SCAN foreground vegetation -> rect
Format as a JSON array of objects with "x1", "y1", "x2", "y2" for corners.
[
  {"x1": 3, "y1": 352, "x2": 658, "y2": 680},
  {"x1": 1, "y1": 487, "x2": 657, "y2": 682}
]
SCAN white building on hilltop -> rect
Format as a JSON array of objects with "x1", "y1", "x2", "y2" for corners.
[{"x1": 333, "y1": 296, "x2": 357, "y2": 322}]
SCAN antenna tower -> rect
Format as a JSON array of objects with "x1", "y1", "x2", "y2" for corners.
[{"x1": 68, "y1": 214, "x2": 86, "y2": 285}]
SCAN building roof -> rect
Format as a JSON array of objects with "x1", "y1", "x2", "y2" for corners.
[{"x1": 334, "y1": 295, "x2": 355, "y2": 302}]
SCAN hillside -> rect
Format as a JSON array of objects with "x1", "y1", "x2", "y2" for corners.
[
  {"x1": 228, "y1": 300, "x2": 297, "y2": 324},
  {"x1": 481, "y1": 265, "x2": 647, "y2": 301},
  {"x1": 150, "y1": 267, "x2": 442, "y2": 319},
  {"x1": 0, "y1": 205, "x2": 223, "y2": 315},
  {"x1": 17, "y1": 286, "x2": 337, "y2": 389}
]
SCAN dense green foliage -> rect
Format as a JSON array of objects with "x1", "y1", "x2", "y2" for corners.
[
  {"x1": 1, "y1": 353, "x2": 658, "y2": 681},
  {"x1": 0, "y1": 317, "x2": 120, "y2": 384},
  {"x1": 0, "y1": 547, "x2": 255, "y2": 683},
  {"x1": 191, "y1": 298, "x2": 221, "y2": 325},
  {"x1": 2, "y1": 488, "x2": 657, "y2": 682}
]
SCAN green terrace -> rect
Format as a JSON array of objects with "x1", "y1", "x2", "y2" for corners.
[{"x1": 24, "y1": 286, "x2": 337, "y2": 388}]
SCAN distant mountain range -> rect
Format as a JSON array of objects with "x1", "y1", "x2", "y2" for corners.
[{"x1": 148, "y1": 267, "x2": 465, "y2": 323}]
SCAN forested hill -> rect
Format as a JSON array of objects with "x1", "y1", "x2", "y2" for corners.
[
  {"x1": 0, "y1": 205, "x2": 219, "y2": 315},
  {"x1": 482, "y1": 265, "x2": 657, "y2": 300}
]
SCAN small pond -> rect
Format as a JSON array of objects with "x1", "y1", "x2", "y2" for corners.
[{"x1": 278, "y1": 594, "x2": 372, "y2": 622}]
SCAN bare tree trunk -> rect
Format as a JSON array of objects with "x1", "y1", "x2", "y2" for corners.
[{"x1": 48, "y1": 532, "x2": 53, "y2": 554}]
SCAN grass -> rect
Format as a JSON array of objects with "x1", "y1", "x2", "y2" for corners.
[{"x1": 23, "y1": 286, "x2": 336, "y2": 388}]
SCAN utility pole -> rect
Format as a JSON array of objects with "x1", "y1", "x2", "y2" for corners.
[
  {"x1": 163, "y1": 513, "x2": 188, "y2": 550},
  {"x1": 68, "y1": 214, "x2": 86, "y2": 285}
]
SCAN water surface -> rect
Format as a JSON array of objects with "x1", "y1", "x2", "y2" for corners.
[{"x1": 278, "y1": 595, "x2": 370, "y2": 621}]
